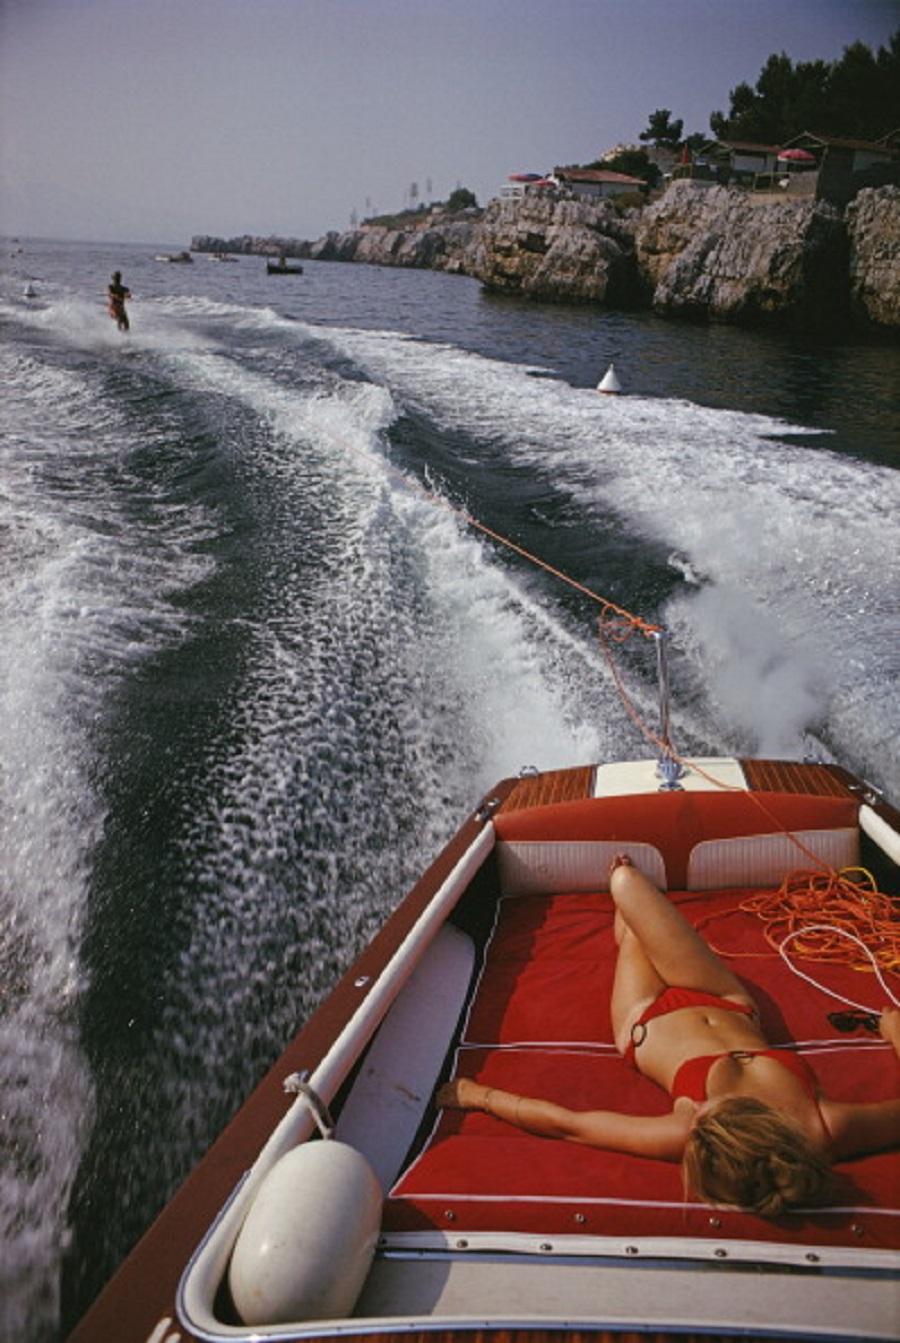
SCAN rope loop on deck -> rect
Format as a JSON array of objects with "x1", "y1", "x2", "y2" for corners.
[{"x1": 701, "y1": 866, "x2": 900, "y2": 1013}]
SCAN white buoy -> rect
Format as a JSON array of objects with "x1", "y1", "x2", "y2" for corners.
[{"x1": 597, "y1": 362, "x2": 622, "y2": 395}]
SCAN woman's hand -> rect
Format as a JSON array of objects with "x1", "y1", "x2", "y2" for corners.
[
  {"x1": 436, "y1": 1078, "x2": 484, "y2": 1110},
  {"x1": 878, "y1": 1004, "x2": 900, "y2": 1053}
]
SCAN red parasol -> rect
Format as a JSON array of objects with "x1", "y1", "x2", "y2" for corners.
[{"x1": 777, "y1": 148, "x2": 816, "y2": 161}]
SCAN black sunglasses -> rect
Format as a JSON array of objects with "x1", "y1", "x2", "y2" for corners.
[{"x1": 827, "y1": 1010, "x2": 881, "y2": 1033}]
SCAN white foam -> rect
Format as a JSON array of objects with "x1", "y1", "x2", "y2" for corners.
[
  {"x1": 288, "y1": 324, "x2": 900, "y2": 790},
  {"x1": 0, "y1": 345, "x2": 218, "y2": 1335}
]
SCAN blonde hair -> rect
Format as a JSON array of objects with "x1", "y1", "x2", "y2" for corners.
[{"x1": 683, "y1": 1097, "x2": 831, "y2": 1217}]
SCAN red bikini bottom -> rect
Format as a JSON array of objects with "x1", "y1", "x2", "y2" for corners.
[{"x1": 623, "y1": 986, "x2": 755, "y2": 1066}]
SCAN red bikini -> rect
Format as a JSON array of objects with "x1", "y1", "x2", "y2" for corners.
[
  {"x1": 671, "y1": 1048, "x2": 820, "y2": 1103},
  {"x1": 624, "y1": 987, "x2": 756, "y2": 1066},
  {"x1": 623, "y1": 985, "x2": 820, "y2": 1101}
]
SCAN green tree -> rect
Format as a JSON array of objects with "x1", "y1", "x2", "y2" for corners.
[
  {"x1": 447, "y1": 187, "x2": 478, "y2": 211},
  {"x1": 709, "y1": 31, "x2": 899, "y2": 143},
  {"x1": 639, "y1": 108, "x2": 684, "y2": 148}
]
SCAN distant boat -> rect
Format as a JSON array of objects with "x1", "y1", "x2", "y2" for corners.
[
  {"x1": 267, "y1": 257, "x2": 304, "y2": 275},
  {"x1": 154, "y1": 250, "x2": 193, "y2": 263},
  {"x1": 209, "y1": 252, "x2": 238, "y2": 262},
  {"x1": 23, "y1": 282, "x2": 37, "y2": 299},
  {"x1": 597, "y1": 362, "x2": 622, "y2": 395}
]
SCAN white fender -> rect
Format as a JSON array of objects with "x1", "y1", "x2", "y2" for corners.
[{"x1": 229, "y1": 1140, "x2": 382, "y2": 1325}]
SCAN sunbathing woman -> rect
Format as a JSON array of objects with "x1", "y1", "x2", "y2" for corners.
[{"x1": 439, "y1": 856, "x2": 900, "y2": 1217}]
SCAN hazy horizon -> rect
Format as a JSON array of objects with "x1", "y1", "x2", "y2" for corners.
[{"x1": 1, "y1": 0, "x2": 897, "y2": 246}]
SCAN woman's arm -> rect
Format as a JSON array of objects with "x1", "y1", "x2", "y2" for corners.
[
  {"x1": 822, "y1": 1005, "x2": 900, "y2": 1160},
  {"x1": 879, "y1": 1005, "x2": 900, "y2": 1056},
  {"x1": 823, "y1": 1097, "x2": 900, "y2": 1160},
  {"x1": 437, "y1": 1079, "x2": 689, "y2": 1161}
]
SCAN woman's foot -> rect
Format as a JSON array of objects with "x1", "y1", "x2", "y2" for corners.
[{"x1": 610, "y1": 852, "x2": 642, "y2": 900}]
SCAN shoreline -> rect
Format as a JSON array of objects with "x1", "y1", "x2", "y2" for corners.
[{"x1": 192, "y1": 183, "x2": 900, "y2": 341}]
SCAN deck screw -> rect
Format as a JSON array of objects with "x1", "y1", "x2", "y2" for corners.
[
  {"x1": 443, "y1": 1210, "x2": 456, "y2": 1221},
  {"x1": 540, "y1": 1242, "x2": 553, "y2": 1253},
  {"x1": 574, "y1": 1213, "x2": 586, "y2": 1224},
  {"x1": 354, "y1": 975, "x2": 370, "y2": 988},
  {"x1": 708, "y1": 1216, "x2": 722, "y2": 1228},
  {"x1": 851, "y1": 1223, "x2": 864, "y2": 1237},
  {"x1": 625, "y1": 1245, "x2": 639, "y2": 1256},
  {"x1": 805, "y1": 1252, "x2": 820, "y2": 1263},
  {"x1": 714, "y1": 1248, "x2": 728, "y2": 1258},
  {"x1": 456, "y1": 1239, "x2": 468, "y2": 1250}
]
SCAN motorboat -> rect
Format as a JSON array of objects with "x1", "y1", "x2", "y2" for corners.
[
  {"x1": 267, "y1": 257, "x2": 304, "y2": 275},
  {"x1": 154, "y1": 250, "x2": 194, "y2": 263},
  {"x1": 209, "y1": 252, "x2": 239, "y2": 262},
  {"x1": 66, "y1": 701, "x2": 900, "y2": 1342}
]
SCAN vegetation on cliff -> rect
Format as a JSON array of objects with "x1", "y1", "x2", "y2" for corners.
[
  {"x1": 362, "y1": 187, "x2": 480, "y2": 232},
  {"x1": 710, "y1": 32, "x2": 899, "y2": 143}
]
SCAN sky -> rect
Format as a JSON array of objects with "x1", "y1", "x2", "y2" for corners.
[{"x1": 1, "y1": 0, "x2": 898, "y2": 244}]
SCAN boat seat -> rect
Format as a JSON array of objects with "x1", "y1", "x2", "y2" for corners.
[{"x1": 493, "y1": 790, "x2": 859, "y2": 892}]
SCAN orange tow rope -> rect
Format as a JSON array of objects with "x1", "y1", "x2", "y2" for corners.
[
  {"x1": 697, "y1": 866, "x2": 900, "y2": 1013},
  {"x1": 446, "y1": 504, "x2": 662, "y2": 638},
  {"x1": 740, "y1": 867, "x2": 900, "y2": 975}
]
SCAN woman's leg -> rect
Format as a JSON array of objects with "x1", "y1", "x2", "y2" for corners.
[
  {"x1": 610, "y1": 918, "x2": 666, "y2": 1054},
  {"x1": 609, "y1": 858, "x2": 750, "y2": 1002}
]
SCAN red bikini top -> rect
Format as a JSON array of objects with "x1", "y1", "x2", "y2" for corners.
[{"x1": 671, "y1": 1048, "x2": 819, "y2": 1103}]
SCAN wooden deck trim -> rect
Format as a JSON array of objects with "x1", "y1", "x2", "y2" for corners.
[
  {"x1": 498, "y1": 766, "x2": 595, "y2": 813},
  {"x1": 740, "y1": 759, "x2": 854, "y2": 797}
]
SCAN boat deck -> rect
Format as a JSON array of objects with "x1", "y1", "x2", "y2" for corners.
[{"x1": 499, "y1": 760, "x2": 860, "y2": 814}]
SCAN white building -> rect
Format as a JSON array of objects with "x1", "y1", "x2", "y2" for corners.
[{"x1": 550, "y1": 167, "x2": 647, "y2": 199}]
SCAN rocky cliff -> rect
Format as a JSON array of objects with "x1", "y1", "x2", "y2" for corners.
[
  {"x1": 467, "y1": 196, "x2": 639, "y2": 305},
  {"x1": 308, "y1": 210, "x2": 481, "y2": 272},
  {"x1": 192, "y1": 183, "x2": 900, "y2": 335},
  {"x1": 845, "y1": 186, "x2": 900, "y2": 332},
  {"x1": 634, "y1": 182, "x2": 849, "y2": 330}
]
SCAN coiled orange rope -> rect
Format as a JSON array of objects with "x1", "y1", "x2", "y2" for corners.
[
  {"x1": 699, "y1": 866, "x2": 900, "y2": 1012},
  {"x1": 741, "y1": 867, "x2": 900, "y2": 975}
]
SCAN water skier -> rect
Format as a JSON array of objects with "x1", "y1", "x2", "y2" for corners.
[{"x1": 107, "y1": 271, "x2": 131, "y2": 331}]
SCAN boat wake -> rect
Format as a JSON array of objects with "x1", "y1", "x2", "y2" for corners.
[{"x1": 279, "y1": 321, "x2": 900, "y2": 793}]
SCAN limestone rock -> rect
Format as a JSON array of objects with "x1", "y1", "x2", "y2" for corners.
[
  {"x1": 470, "y1": 196, "x2": 638, "y2": 304},
  {"x1": 308, "y1": 213, "x2": 480, "y2": 271},
  {"x1": 635, "y1": 182, "x2": 847, "y2": 328},
  {"x1": 845, "y1": 186, "x2": 900, "y2": 331}
]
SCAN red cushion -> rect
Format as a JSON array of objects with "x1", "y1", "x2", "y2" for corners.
[
  {"x1": 389, "y1": 886, "x2": 899, "y2": 1253},
  {"x1": 388, "y1": 1046, "x2": 898, "y2": 1249},
  {"x1": 494, "y1": 791, "x2": 859, "y2": 889}
]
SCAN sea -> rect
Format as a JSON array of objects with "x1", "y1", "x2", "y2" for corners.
[{"x1": 1, "y1": 237, "x2": 899, "y2": 1340}]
